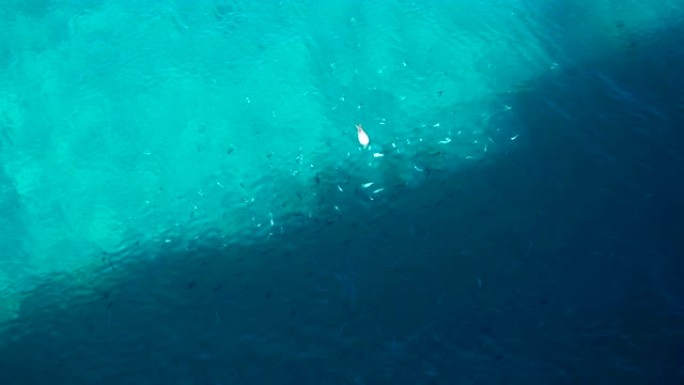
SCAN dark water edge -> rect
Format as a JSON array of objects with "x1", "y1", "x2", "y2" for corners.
[{"x1": 1, "y1": 15, "x2": 683, "y2": 385}]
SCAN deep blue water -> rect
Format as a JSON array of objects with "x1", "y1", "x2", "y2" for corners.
[{"x1": 0, "y1": 1, "x2": 683, "y2": 384}]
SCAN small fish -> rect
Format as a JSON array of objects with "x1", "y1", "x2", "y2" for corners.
[{"x1": 356, "y1": 123, "x2": 370, "y2": 148}]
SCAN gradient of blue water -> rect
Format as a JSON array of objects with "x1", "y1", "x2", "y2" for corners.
[{"x1": 1, "y1": 1, "x2": 683, "y2": 384}]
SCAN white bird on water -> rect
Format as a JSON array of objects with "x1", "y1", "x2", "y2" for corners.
[{"x1": 356, "y1": 123, "x2": 370, "y2": 148}]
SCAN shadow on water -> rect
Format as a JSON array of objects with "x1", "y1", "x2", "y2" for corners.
[{"x1": 1, "y1": 21, "x2": 684, "y2": 385}]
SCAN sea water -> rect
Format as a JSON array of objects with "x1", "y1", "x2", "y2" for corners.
[{"x1": 0, "y1": 1, "x2": 683, "y2": 384}]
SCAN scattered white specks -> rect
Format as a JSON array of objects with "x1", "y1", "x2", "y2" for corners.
[
  {"x1": 269, "y1": 212, "x2": 274, "y2": 226},
  {"x1": 373, "y1": 152, "x2": 384, "y2": 158},
  {"x1": 362, "y1": 182, "x2": 374, "y2": 188},
  {"x1": 245, "y1": 97, "x2": 251, "y2": 104},
  {"x1": 438, "y1": 137, "x2": 451, "y2": 144},
  {"x1": 510, "y1": 134, "x2": 520, "y2": 141},
  {"x1": 334, "y1": 205, "x2": 341, "y2": 212}
]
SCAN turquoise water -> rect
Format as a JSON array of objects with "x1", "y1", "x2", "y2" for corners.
[
  {"x1": 0, "y1": 1, "x2": 552, "y2": 289},
  {"x1": 1, "y1": 1, "x2": 684, "y2": 383}
]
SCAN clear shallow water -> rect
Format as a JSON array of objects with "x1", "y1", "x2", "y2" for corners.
[{"x1": 1, "y1": 1, "x2": 683, "y2": 384}]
